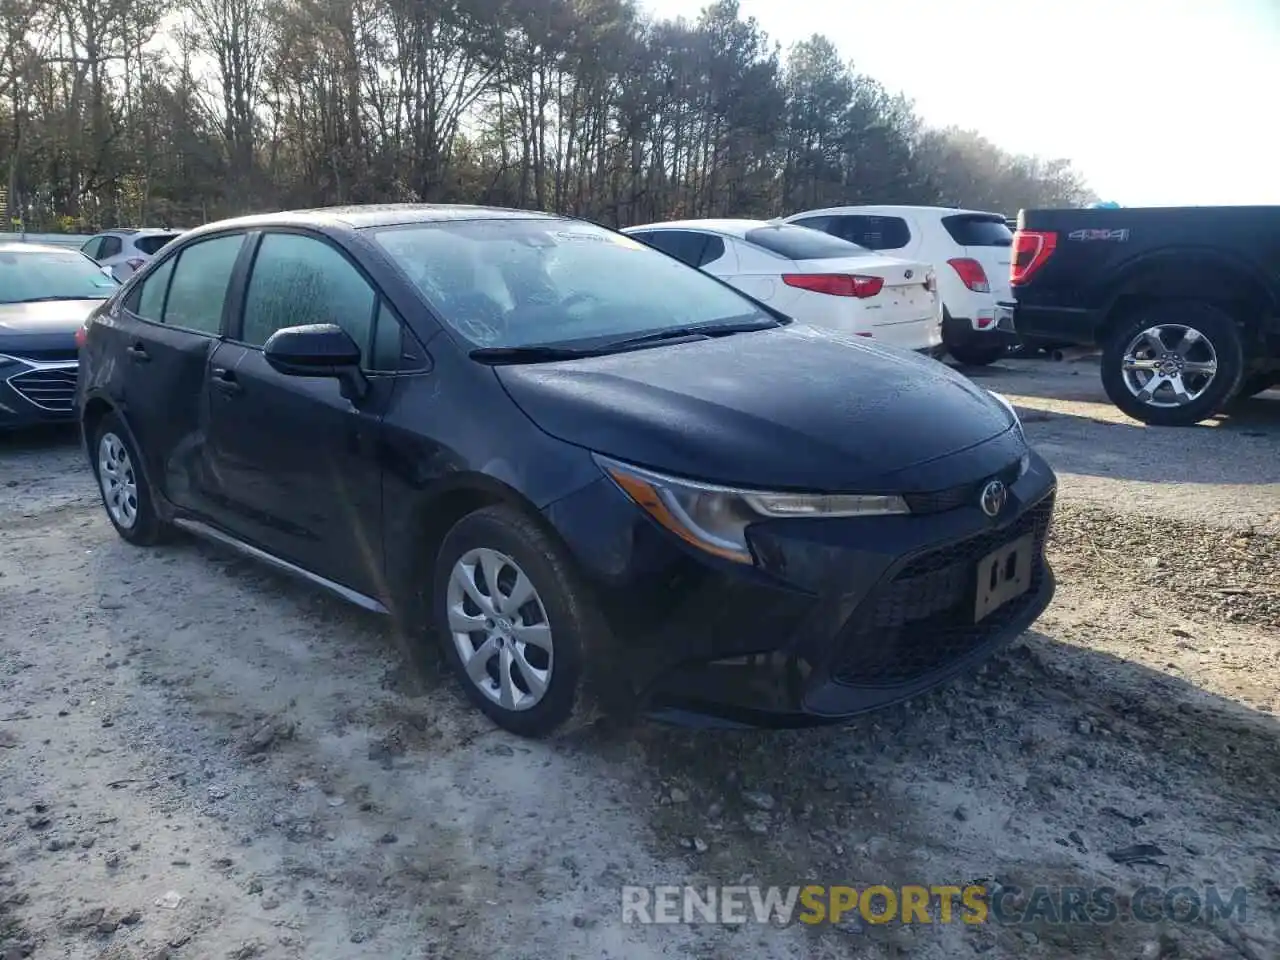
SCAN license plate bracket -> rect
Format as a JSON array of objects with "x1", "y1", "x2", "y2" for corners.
[{"x1": 974, "y1": 533, "x2": 1034, "y2": 622}]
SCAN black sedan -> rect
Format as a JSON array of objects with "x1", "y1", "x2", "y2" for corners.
[
  {"x1": 0, "y1": 243, "x2": 118, "y2": 429},
  {"x1": 75, "y1": 205, "x2": 1056, "y2": 737}
]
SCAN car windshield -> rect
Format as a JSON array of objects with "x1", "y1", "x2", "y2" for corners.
[
  {"x1": 370, "y1": 218, "x2": 771, "y2": 350},
  {"x1": 0, "y1": 249, "x2": 119, "y2": 303}
]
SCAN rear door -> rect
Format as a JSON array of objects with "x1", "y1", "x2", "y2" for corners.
[
  {"x1": 201, "y1": 229, "x2": 401, "y2": 595},
  {"x1": 941, "y1": 213, "x2": 1014, "y2": 302},
  {"x1": 108, "y1": 232, "x2": 248, "y2": 512}
]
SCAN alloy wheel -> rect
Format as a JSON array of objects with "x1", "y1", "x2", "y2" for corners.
[
  {"x1": 97, "y1": 432, "x2": 139, "y2": 529},
  {"x1": 1120, "y1": 323, "x2": 1219, "y2": 408},
  {"x1": 445, "y1": 547, "x2": 553, "y2": 712}
]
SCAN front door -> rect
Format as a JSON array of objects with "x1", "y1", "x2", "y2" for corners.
[{"x1": 201, "y1": 230, "x2": 400, "y2": 597}]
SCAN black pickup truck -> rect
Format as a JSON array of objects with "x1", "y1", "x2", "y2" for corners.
[{"x1": 1007, "y1": 205, "x2": 1280, "y2": 426}]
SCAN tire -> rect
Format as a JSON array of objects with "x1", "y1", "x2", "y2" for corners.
[
  {"x1": 432, "y1": 504, "x2": 613, "y2": 738},
  {"x1": 90, "y1": 412, "x2": 170, "y2": 545},
  {"x1": 1100, "y1": 301, "x2": 1245, "y2": 426},
  {"x1": 942, "y1": 311, "x2": 1006, "y2": 366},
  {"x1": 947, "y1": 337, "x2": 1007, "y2": 367}
]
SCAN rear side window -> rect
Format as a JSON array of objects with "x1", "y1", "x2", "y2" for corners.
[
  {"x1": 743, "y1": 224, "x2": 867, "y2": 260},
  {"x1": 632, "y1": 230, "x2": 708, "y2": 267},
  {"x1": 134, "y1": 235, "x2": 177, "y2": 255},
  {"x1": 163, "y1": 234, "x2": 244, "y2": 334},
  {"x1": 942, "y1": 215, "x2": 1013, "y2": 247},
  {"x1": 99, "y1": 236, "x2": 123, "y2": 259},
  {"x1": 826, "y1": 216, "x2": 911, "y2": 251},
  {"x1": 131, "y1": 257, "x2": 176, "y2": 322}
]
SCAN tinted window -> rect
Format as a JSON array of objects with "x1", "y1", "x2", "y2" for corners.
[
  {"x1": 632, "y1": 229, "x2": 708, "y2": 267},
  {"x1": 241, "y1": 233, "x2": 376, "y2": 353},
  {"x1": 134, "y1": 234, "x2": 177, "y2": 255},
  {"x1": 828, "y1": 215, "x2": 911, "y2": 251},
  {"x1": 372, "y1": 219, "x2": 767, "y2": 350},
  {"x1": 790, "y1": 216, "x2": 832, "y2": 233},
  {"x1": 700, "y1": 235, "x2": 726, "y2": 266},
  {"x1": 81, "y1": 237, "x2": 103, "y2": 260},
  {"x1": 0, "y1": 249, "x2": 119, "y2": 303},
  {"x1": 163, "y1": 234, "x2": 244, "y2": 334},
  {"x1": 132, "y1": 257, "x2": 176, "y2": 321},
  {"x1": 99, "y1": 236, "x2": 123, "y2": 259},
  {"x1": 743, "y1": 224, "x2": 869, "y2": 260},
  {"x1": 942, "y1": 215, "x2": 1014, "y2": 247}
]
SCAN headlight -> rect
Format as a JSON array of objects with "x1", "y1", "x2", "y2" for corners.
[
  {"x1": 594, "y1": 454, "x2": 908, "y2": 564},
  {"x1": 987, "y1": 391, "x2": 1032, "y2": 476}
]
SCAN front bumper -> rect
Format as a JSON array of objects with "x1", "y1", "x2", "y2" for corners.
[
  {"x1": 0, "y1": 357, "x2": 79, "y2": 429},
  {"x1": 546, "y1": 450, "x2": 1058, "y2": 727}
]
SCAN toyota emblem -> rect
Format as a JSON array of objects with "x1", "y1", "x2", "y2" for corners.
[{"x1": 980, "y1": 479, "x2": 1007, "y2": 518}]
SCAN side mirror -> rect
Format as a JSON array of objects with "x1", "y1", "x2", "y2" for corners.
[{"x1": 263, "y1": 323, "x2": 368, "y2": 401}]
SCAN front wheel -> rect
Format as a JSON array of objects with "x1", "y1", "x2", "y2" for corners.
[
  {"x1": 432, "y1": 504, "x2": 611, "y2": 738},
  {"x1": 1100, "y1": 302, "x2": 1245, "y2": 426}
]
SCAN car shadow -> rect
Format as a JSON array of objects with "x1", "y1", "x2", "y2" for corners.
[
  {"x1": 611, "y1": 630, "x2": 1280, "y2": 956},
  {"x1": 0, "y1": 422, "x2": 80, "y2": 451}
]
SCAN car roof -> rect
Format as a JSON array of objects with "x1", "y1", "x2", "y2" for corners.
[
  {"x1": 624, "y1": 218, "x2": 780, "y2": 238},
  {"x1": 176, "y1": 203, "x2": 564, "y2": 242},
  {"x1": 786, "y1": 205, "x2": 1005, "y2": 220},
  {"x1": 0, "y1": 242, "x2": 85, "y2": 255}
]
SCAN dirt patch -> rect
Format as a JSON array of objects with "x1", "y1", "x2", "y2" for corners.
[{"x1": 2, "y1": 424, "x2": 1279, "y2": 960}]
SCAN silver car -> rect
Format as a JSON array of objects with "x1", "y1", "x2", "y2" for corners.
[{"x1": 80, "y1": 228, "x2": 184, "y2": 282}]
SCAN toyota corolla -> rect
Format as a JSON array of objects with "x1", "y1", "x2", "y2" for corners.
[{"x1": 76, "y1": 205, "x2": 1056, "y2": 737}]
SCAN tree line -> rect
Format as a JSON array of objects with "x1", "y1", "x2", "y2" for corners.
[{"x1": 0, "y1": 0, "x2": 1096, "y2": 233}]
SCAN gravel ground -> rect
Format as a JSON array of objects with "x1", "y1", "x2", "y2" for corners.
[{"x1": 2, "y1": 361, "x2": 1278, "y2": 960}]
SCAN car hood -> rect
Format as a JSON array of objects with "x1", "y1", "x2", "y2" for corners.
[
  {"x1": 494, "y1": 323, "x2": 1017, "y2": 492},
  {"x1": 0, "y1": 299, "x2": 101, "y2": 336}
]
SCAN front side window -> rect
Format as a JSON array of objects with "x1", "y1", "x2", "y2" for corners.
[
  {"x1": 371, "y1": 218, "x2": 769, "y2": 350},
  {"x1": 162, "y1": 234, "x2": 244, "y2": 334},
  {"x1": 99, "y1": 236, "x2": 123, "y2": 259},
  {"x1": 131, "y1": 257, "x2": 176, "y2": 322},
  {"x1": 81, "y1": 237, "x2": 103, "y2": 260},
  {"x1": 240, "y1": 233, "x2": 377, "y2": 353},
  {"x1": 0, "y1": 249, "x2": 119, "y2": 303}
]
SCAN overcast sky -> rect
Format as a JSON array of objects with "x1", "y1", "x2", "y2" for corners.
[{"x1": 638, "y1": 0, "x2": 1280, "y2": 207}]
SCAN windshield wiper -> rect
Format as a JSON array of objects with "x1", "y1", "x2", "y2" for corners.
[
  {"x1": 469, "y1": 344, "x2": 603, "y2": 364},
  {"x1": 602, "y1": 318, "x2": 782, "y2": 350}
]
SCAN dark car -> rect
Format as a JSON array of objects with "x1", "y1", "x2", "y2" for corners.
[
  {"x1": 0, "y1": 242, "x2": 119, "y2": 429},
  {"x1": 1010, "y1": 205, "x2": 1280, "y2": 426},
  {"x1": 76, "y1": 204, "x2": 1057, "y2": 737}
]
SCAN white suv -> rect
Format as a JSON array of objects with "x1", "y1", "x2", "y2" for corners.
[
  {"x1": 783, "y1": 205, "x2": 1014, "y2": 366},
  {"x1": 80, "y1": 228, "x2": 184, "y2": 282}
]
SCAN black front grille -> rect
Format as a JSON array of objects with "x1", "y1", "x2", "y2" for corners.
[
  {"x1": 832, "y1": 494, "x2": 1054, "y2": 687},
  {"x1": 8, "y1": 366, "x2": 78, "y2": 412},
  {"x1": 903, "y1": 458, "x2": 1023, "y2": 515}
]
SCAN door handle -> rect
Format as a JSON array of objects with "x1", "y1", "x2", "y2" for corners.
[
  {"x1": 125, "y1": 344, "x2": 150, "y2": 363},
  {"x1": 211, "y1": 367, "x2": 243, "y2": 396}
]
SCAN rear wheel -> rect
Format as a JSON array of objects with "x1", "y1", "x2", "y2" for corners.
[
  {"x1": 1100, "y1": 302, "x2": 1245, "y2": 426},
  {"x1": 942, "y1": 311, "x2": 1006, "y2": 366},
  {"x1": 91, "y1": 413, "x2": 169, "y2": 545},
  {"x1": 432, "y1": 504, "x2": 611, "y2": 738}
]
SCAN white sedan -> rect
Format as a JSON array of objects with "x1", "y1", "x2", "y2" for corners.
[{"x1": 622, "y1": 219, "x2": 943, "y2": 354}]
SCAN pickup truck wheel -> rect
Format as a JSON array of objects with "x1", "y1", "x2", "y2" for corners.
[
  {"x1": 432, "y1": 504, "x2": 611, "y2": 738},
  {"x1": 1101, "y1": 303, "x2": 1245, "y2": 426}
]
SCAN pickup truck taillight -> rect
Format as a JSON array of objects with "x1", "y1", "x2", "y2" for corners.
[
  {"x1": 1010, "y1": 230, "x2": 1058, "y2": 286},
  {"x1": 947, "y1": 258, "x2": 990, "y2": 293}
]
